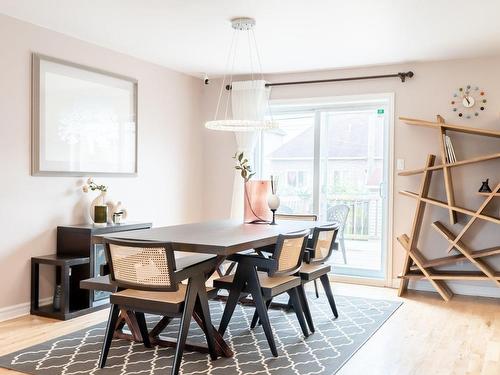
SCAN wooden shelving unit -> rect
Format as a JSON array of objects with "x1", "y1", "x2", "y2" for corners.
[{"x1": 397, "y1": 116, "x2": 500, "y2": 301}]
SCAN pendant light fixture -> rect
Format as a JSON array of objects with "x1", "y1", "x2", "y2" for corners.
[{"x1": 205, "y1": 17, "x2": 278, "y2": 131}]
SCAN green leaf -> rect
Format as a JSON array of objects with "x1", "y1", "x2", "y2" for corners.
[{"x1": 238, "y1": 153, "x2": 243, "y2": 162}]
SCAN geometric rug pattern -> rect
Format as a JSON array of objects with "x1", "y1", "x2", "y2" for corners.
[{"x1": 0, "y1": 295, "x2": 401, "y2": 375}]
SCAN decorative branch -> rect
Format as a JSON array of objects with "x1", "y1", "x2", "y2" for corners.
[
  {"x1": 233, "y1": 152, "x2": 256, "y2": 182},
  {"x1": 82, "y1": 177, "x2": 107, "y2": 193}
]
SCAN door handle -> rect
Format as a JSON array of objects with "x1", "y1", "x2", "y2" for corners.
[{"x1": 379, "y1": 182, "x2": 385, "y2": 199}]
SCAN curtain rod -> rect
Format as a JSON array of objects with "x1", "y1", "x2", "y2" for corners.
[{"x1": 225, "y1": 71, "x2": 414, "y2": 90}]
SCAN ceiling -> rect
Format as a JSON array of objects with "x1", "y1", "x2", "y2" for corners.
[{"x1": 2, "y1": 0, "x2": 500, "y2": 77}]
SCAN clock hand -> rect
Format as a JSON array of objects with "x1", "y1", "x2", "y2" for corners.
[{"x1": 465, "y1": 96, "x2": 470, "y2": 105}]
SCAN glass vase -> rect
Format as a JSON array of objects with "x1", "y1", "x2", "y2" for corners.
[
  {"x1": 90, "y1": 191, "x2": 108, "y2": 227},
  {"x1": 244, "y1": 180, "x2": 272, "y2": 223}
]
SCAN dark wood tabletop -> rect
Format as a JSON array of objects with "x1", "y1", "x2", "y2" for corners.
[{"x1": 98, "y1": 219, "x2": 328, "y2": 255}]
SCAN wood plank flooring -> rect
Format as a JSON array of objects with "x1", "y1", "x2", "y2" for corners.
[{"x1": 0, "y1": 283, "x2": 498, "y2": 375}]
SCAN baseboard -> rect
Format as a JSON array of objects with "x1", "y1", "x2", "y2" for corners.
[
  {"x1": 329, "y1": 274, "x2": 386, "y2": 287},
  {"x1": 0, "y1": 297, "x2": 52, "y2": 322},
  {"x1": 391, "y1": 278, "x2": 500, "y2": 299}
]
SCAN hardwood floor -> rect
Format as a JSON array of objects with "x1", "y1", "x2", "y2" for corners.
[{"x1": 0, "y1": 283, "x2": 498, "y2": 375}]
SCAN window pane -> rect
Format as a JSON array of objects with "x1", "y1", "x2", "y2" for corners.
[{"x1": 261, "y1": 112, "x2": 314, "y2": 215}]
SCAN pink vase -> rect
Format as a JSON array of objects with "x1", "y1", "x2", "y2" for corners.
[{"x1": 244, "y1": 180, "x2": 272, "y2": 223}]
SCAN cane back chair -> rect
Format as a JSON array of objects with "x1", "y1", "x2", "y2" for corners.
[
  {"x1": 99, "y1": 238, "x2": 219, "y2": 375},
  {"x1": 214, "y1": 229, "x2": 312, "y2": 357}
]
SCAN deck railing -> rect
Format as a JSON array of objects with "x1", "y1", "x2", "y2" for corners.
[{"x1": 279, "y1": 195, "x2": 382, "y2": 240}]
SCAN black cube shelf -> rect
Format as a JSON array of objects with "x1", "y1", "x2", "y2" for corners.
[{"x1": 30, "y1": 222, "x2": 152, "y2": 320}]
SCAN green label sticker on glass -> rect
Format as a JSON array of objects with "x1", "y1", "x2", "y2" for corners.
[{"x1": 377, "y1": 109, "x2": 384, "y2": 114}]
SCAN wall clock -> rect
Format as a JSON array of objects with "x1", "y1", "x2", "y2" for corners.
[{"x1": 451, "y1": 85, "x2": 487, "y2": 119}]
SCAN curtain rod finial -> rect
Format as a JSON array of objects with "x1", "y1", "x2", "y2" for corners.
[{"x1": 398, "y1": 71, "x2": 414, "y2": 82}]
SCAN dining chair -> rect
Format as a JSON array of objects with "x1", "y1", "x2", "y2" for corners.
[
  {"x1": 299, "y1": 224, "x2": 340, "y2": 333},
  {"x1": 214, "y1": 230, "x2": 312, "y2": 357},
  {"x1": 99, "y1": 238, "x2": 219, "y2": 375},
  {"x1": 275, "y1": 213, "x2": 324, "y2": 297},
  {"x1": 247, "y1": 213, "x2": 318, "y2": 261},
  {"x1": 327, "y1": 204, "x2": 349, "y2": 264}
]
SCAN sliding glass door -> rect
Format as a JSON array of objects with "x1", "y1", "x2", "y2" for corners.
[{"x1": 258, "y1": 95, "x2": 392, "y2": 280}]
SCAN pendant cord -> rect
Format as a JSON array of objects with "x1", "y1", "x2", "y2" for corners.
[
  {"x1": 224, "y1": 30, "x2": 239, "y2": 120},
  {"x1": 214, "y1": 29, "x2": 237, "y2": 121},
  {"x1": 251, "y1": 28, "x2": 275, "y2": 124}
]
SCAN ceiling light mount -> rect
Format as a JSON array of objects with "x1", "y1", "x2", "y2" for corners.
[{"x1": 231, "y1": 17, "x2": 256, "y2": 31}]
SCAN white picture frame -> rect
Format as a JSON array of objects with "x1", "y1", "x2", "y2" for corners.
[{"x1": 31, "y1": 53, "x2": 138, "y2": 176}]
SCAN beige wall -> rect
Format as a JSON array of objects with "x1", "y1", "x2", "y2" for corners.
[
  {"x1": 0, "y1": 15, "x2": 204, "y2": 312},
  {"x1": 201, "y1": 57, "x2": 500, "y2": 297}
]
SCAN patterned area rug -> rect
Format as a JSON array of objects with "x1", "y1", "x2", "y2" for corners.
[{"x1": 0, "y1": 294, "x2": 401, "y2": 375}]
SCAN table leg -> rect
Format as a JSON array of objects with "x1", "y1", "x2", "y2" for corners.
[
  {"x1": 218, "y1": 264, "x2": 247, "y2": 336},
  {"x1": 193, "y1": 302, "x2": 233, "y2": 357},
  {"x1": 149, "y1": 316, "x2": 172, "y2": 337},
  {"x1": 113, "y1": 309, "x2": 143, "y2": 342}
]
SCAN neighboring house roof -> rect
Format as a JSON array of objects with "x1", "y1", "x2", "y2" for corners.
[{"x1": 269, "y1": 117, "x2": 373, "y2": 159}]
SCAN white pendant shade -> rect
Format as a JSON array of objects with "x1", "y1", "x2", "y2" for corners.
[{"x1": 204, "y1": 18, "x2": 277, "y2": 132}]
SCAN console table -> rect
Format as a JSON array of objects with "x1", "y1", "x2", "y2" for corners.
[{"x1": 30, "y1": 222, "x2": 152, "y2": 320}]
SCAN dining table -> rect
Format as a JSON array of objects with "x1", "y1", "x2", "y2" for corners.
[{"x1": 89, "y1": 219, "x2": 326, "y2": 357}]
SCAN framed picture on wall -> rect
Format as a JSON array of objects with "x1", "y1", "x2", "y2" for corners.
[{"x1": 31, "y1": 53, "x2": 138, "y2": 176}]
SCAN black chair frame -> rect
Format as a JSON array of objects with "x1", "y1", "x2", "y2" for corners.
[
  {"x1": 217, "y1": 230, "x2": 313, "y2": 357},
  {"x1": 99, "y1": 238, "x2": 220, "y2": 375}
]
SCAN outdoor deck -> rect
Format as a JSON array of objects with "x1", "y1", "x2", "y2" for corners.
[{"x1": 327, "y1": 239, "x2": 382, "y2": 271}]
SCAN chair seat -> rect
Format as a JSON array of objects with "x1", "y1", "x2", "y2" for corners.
[
  {"x1": 214, "y1": 271, "x2": 301, "y2": 298},
  {"x1": 299, "y1": 263, "x2": 331, "y2": 281},
  {"x1": 111, "y1": 284, "x2": 216, "y2": 314}
]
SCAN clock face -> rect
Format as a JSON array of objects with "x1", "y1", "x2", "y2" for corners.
[
  {"x1": 462, "y1": 95, "x2": 475, "y2": 108},
  {"x1": 451, "y1": 85, "x2": 486, "y2": 119}
]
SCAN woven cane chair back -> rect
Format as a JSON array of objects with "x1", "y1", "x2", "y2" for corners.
[
  {"x1": 271, "y1": 230, "x2": 309, "y2": 277},
  {"x1": 104, "y1": 239, "x2": 178, "y2": 292},
  {"x1": 310, "y1": 225, "x2": 339, "y2": 263}
]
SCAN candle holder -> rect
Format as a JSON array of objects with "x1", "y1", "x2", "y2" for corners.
[
  {"x1": 270, "y1": 208, "x2": 277, "y2": 225},
  {"x1": 267, "y1": 175, "x2": 280, "y2": 225},
  {"x1": 94, "y1": 205, "x2": 108, "y2": 227}
]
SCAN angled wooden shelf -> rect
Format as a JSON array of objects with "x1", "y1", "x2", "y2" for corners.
[
  {"x1": 399, "y1": 117, "x2": 500, "y2": 138},
  {"x1": 432, "y1": 221, "x2": 500, "y2": 287},
  {"x1": 478, "y1": 191, "x2": 500, "y2": 197},
  {"x1": 398, "y1": 153, "x2": 500, "y2": 176},
  {"x1": 399, "y1": 190, "x2": 500, "y2": 225},
  {"x1": 397, "y1": 115, "x2": 500, "y2": 301},
  {"x1": 409, "y1": 246, "x2": 500, "y2": 270},
  {"x1": 399, "y1": 271, "x2": 500, "y2": 281}
]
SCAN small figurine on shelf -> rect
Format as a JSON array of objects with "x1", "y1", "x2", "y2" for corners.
[
  {"x1": 478, "y1": 178, "x2": 492, "y2": 193},
  {"x1": 267, "y1": 175, "x2": 280, "y2": 225},
  {"x1": 108, "y1": 201, "x2": 128, "y2": 224},
  {"x1": 53, "y1": 284, "x2": 62, "y2": 311}
]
